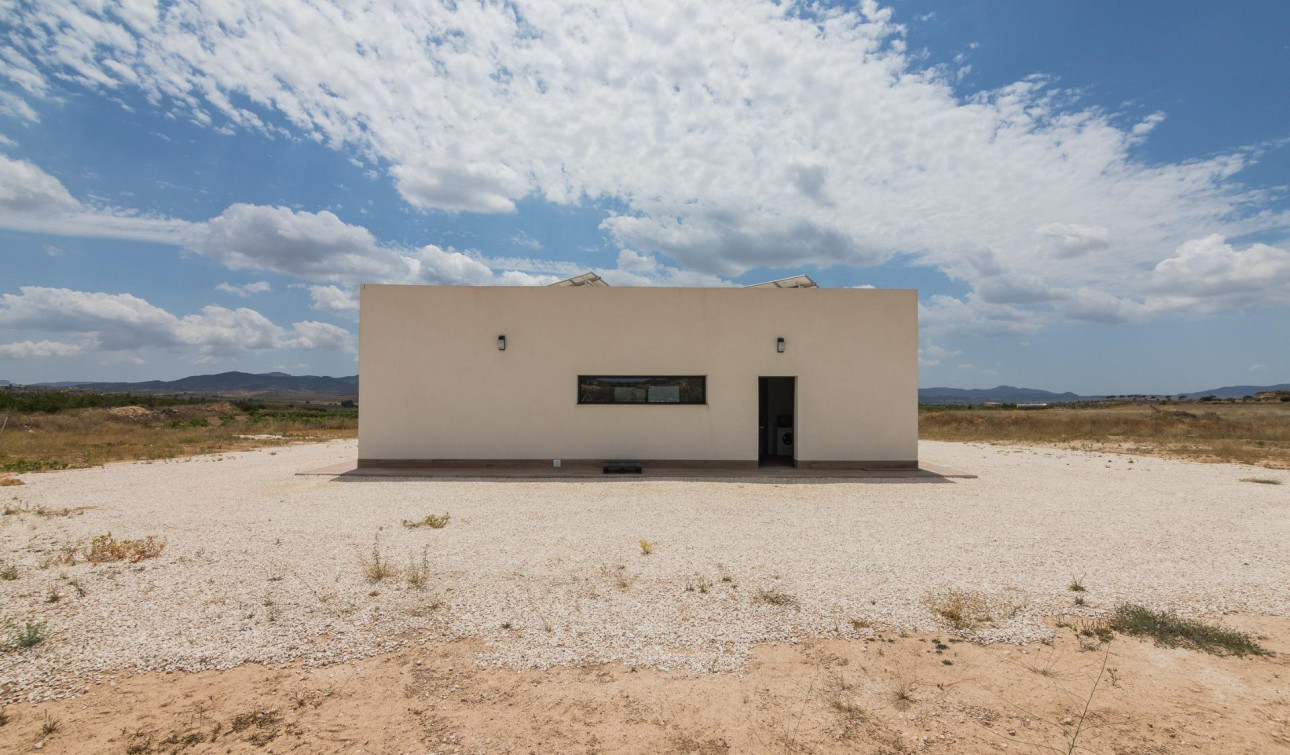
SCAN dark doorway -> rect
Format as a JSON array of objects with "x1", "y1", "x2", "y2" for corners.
[{"x1": 758, "y1": 377, "x2": 796, "y2": 467}]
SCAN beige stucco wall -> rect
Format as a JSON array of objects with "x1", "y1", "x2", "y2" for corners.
[{"x1": 358, "y1": 285, "x2": 917, "y2": 465}]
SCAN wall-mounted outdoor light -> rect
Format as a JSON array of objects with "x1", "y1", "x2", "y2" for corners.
[
  {"x1": 497, "y1": 335, "x2": 506, "y2": 351},
  {"x1": 776, "y1": 337, "x2": 786, "y2": 353}
]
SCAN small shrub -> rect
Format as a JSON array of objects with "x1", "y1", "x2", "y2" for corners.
[
  {"x1": 889, "y1": 674, "x2": 916, "y2": 705},
  {"x1": 165, "y1": 417, "x2": 210, "y2": 429},
  {"x1": 262, "y1": 594, "x2": 279, "y2": 623},
  {"x1": 638, "y1": 540, "x2": 656, "y2": 556},
  {"x1": 754, "y1": 588, "x2": 799, "y2": 608},
  {"x1": 0, "y1": 562, "x2": 17, "y2": 581},
  {"x1": 1068, "y1": 576, "x2": 1086, "y2": 592},
  {"x1": 927, "y1": 588, "x2": 994, "y2": 631},
  {"x1": 361, "y1": 534, "x2": 396, "y2": 582},
  {"x1": 13, "y1": 620, "x2": 45, "y2": 648},
  {"x1": 1240, "y1": 477, "x2": 1282, "y2": 485},
  {"x1": 123, "y1": 729, "x2": 154, "y2": 753},
  {"x1": 406, "y1": 547, "x2": 430, "y2": 588},
  {"x1": 599, "y1": 563, "x2": 634, "y2": 591},
  {"x1": 40, "y1": 711, "x2": 60, "y2": 736},
  {"x1": 84, "y1": 533, "x2": 166, "y2": 563},
  {"x1": 1110, "y1": 604, "x2": 1266, "y2": 656},
  {"x1": 45, "y1": 586, "x2": 61, "y2": 603},
  {"x1": 230, "y1": 707, "x2": 280, "y2": 732},
  {"x1": 402, "y1": 512, "x2": 451, "y2": 529}
]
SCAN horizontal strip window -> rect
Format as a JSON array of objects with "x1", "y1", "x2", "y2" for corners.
[{"x1": 578, "y1": 376, "x2": 706, "y2": 405}]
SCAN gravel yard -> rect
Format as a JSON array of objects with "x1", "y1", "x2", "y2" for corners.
[{"x1": 1, "y1": 439, "x2": 1287, "y2": 703}]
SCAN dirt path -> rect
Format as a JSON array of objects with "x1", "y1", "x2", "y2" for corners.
[{"x1": 3, "y1": 615, "x2": 1286, "y2": 754}]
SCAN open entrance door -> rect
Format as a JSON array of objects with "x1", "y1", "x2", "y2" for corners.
[{"x1": 758, "y1": 376, "x2": 796, "y2": 467}]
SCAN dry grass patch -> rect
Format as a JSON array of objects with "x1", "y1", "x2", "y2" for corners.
[
  {"x1": 0, "y1": 402, "x2": 356, "y2": 472},
  {"x1": 0, "y1": 476, "x2": 23, "y2": 486},
  {"x1": 84, "y1": 532, "x2": 166, "y2": 563},
  {"x1": 402, "y1": 512, "x2": 451, "y2": 529},
  {"x1": 920, "y1": 402, "x2": 1290, "y2": 468},
  {"x1": 925, "y1": 588, "x2": 1006, "y2": 631},
  {"x1": 753, "y1": 588, "x2": 799, "y2": 608}
]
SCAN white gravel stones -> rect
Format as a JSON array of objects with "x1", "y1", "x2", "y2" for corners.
[{"x1": 1, "y1": 439, "x2": 1286, "y2": 702}]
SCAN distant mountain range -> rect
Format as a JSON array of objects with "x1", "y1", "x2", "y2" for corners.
[
  {"x1": 2, "y1": 373, "x2": 1285, "y2": 403},
  {"x1": 918, "y1": 385, "x2": 1093, "y2": 405},
  {"x1": 21, "y1": 371, "x2": 359, "y2": 395},
  {"x1": 1179, "y1": 383, "x2": 1290, "y2": 399},
  {"x1": 918, "y1": 383, "x2": 1290, "y2": 404}
]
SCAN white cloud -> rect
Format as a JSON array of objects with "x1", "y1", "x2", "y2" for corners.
[
  {"x1": 1145, "y1": 234, "x2": 1290, "y2": 312},
  {"x1": 187, "y1": 204, "x2": 553, "y2": 287},
  {"x1": 190, "y1": 204, "x2": 410, "y2": 283},
  {"x1": 0, "y1": 287, "x2": 354, "y2": 358},
  {"x1": 1037, "y1": 223, "x2": 1111, "y2": 259},
  {"x1": 920, "y1": 294, "x2": 1040, "y2": 339},
  {"x1": 616, "y1": 249, "x2": 659, "y2": 273},
  {"x1": 510, "y1": 231, "x2": 543, "y2": 250},
  {"x1": 302, "y1": 284, "x2": 359, "y2": 315},
  {"x1": 918, "y1": 343, "x2": 961, "y2": 367},
  {"x1": 1132, "y1": 112, "x2": 1166, "y2": 137},
  {"x1": 1250, "y1": 363, "x2": 1267, "y2": 372},
  {"x1": 0, "y1": 340, "x2": 85, "y2": 358},
  {"x1": 215, "y1": 281, "x2": 272, "y2": 297},
  {"x1": 0, "y1": 154, "x2": 191, "y2": 243},
  {"x1": 3, "y1": 0, "x2": 1288, "y2": 336},
  {"x1": 1059, "y1": 288, "x2": 1148, "y2": 325},
  {"x1": 0, "y1": 154, "x2": 76, "y2": 212}
]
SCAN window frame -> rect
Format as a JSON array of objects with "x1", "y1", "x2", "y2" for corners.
[{"x1": 576, "y1": 375, "x2": 707, "y2": 406}]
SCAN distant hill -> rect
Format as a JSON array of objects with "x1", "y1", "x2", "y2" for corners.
[
  {"x1": 1179, "y1": 383, "x2": 1290, "y2": 399},
  {"x1": 0, "y1": 380, "x2": 11, "y2": 387},
  {"x1": 35, "y1": 371, "x2": 358, "y2": 395},
  {"x1": 918, "y1": 385, "x2": 1093, "y2": 405}
]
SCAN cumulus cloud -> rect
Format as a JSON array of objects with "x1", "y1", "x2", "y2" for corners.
[
  {"x1": 0, "y1": 154, "x2": 191, "y2": 243},
  {"x1": 3, "y1": 0, "x2": 1289, "y2": 338},
  {"x1": 0, "y1": 154, "x2": 75, "y2": 212},
  {"x1": 0, "y1": 340, "x2": 84, "y2": 358},
  {"x1": 301, "y1": 284, "x2": 359, "y2": 315},
  {"x1": 1145, "y1": 234, "x2": 1290, "y2": 312},
  {"x1": 215, "y1": 281, "x2": 272, "y2": 297},
  {"x1": 0, "y1": 287, "x2": 354, "y2": 358},
  {"x1": 190, "y1": 204, "x2": 410, "y2": 282},
  {"x1": 920, "y1": 294, "x2": 1041, "y2": 339}
]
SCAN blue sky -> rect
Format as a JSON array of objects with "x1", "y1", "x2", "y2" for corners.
[{"x1": 1, "y1": 0, "x2": 1287, "y2": 394}]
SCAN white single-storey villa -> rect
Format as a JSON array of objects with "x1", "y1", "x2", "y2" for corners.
[{"x1": 357, "y1": 275, "x2": 917, "y2": 470}]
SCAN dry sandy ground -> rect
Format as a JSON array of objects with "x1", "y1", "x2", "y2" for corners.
[
  {"x1": 1, "y1": 440, "x2": 1288, "y2": 752},
  {"x1": 1, "y1": 617, "x2": 1287, "y2": 753}
]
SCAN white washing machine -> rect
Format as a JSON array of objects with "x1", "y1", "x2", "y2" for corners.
[{"x1": 775, "y1": 427, "x2": 794, "y2": 456}]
